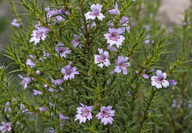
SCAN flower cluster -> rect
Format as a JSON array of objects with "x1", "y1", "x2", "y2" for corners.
[{"x1": 75, "y1": 104, "x2": 115, "y2": 125}]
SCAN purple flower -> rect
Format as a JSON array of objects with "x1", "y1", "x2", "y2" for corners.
[
  {"x1": 151, "y1": 70, "x2": 169, "y2": 89},
  {"x1": 135, "y1": 71, "x2": 139, "y2": 74},
  {"x1": 94, "y1": 48, "x2": 110, "y2": 68},
  {"x1": 107, "y1": 45, "x2": 117, "y2": 51},
  {"x1": 144, "y1": 35, "x2": 150, "y2": 44},
  {"x1": 72, "y1": 34, "x2": 82, "y2": 48},
  {"x1": 59, "y1": 113, "x2": 69, "y2": 126},
  {"x1": 39, "y1": 107, "x2": 47, "y2": 112},
  {"x1": 74, "y1": 103, "x2": 94, "y2": 124},
  {"x1": 61, "y1": 62, "x2": 79, "y2": 80},
  {"x1": 4, "y1": 102, "x2": 11, "y2": 112},
  {"x1": 36, "y1": 70, "x2": 41, "y2": 75},
  {"x1": 85, "y1": 4, "x2": 105, "y2": 21},
  {"x1": 50, "y1": 77, "x2": 64, "y2": 87},
  {"x1": 108, "y1": 3, "x2": 120, "y2": 15},
  {"x1": 55, "y1": 42, "x2": 71, "y2": 57},
  {"x1": 26, "y1": 59, "x2": 36, "y2": 68},
  {"x1": 96, "y1": 106, "x2": 115, "y2": 125},
  {"x1": 150, "y1": 68, "x2": 154, "y2": 72},
  {"x1": 11, "y1": 18, "x2": 22, "y2": 27},
  {"x1": 142, "y1": 74, "x2": 149, "y2": 79},
  {"x1": 114, "y1": 56, "x2": 130, "y2": 75},
  {"x1": 171, "y1": 100, "x2": 181, "y2": 108},
  {"x1": 48, "y1": 88, "x2": 58, "y2": 92},
  {"x1": 30, "y1": 24, "x2": 50, "y2": 45},
  {"x1": 120, "y1": 16, "x2": 130, "y2": 33},
  {"x1": 18, "y1": 75, "x2": 32, "y2": 89},
  {"x1": 104, "y1": 28, "x2": 125, "y2": 48},
  {"x1": 0, "y1": 122, "x2": 12, "y2": 133},
  {"x1": 170, "y1": 79, "x2": 177, "y2": 87},
  {"x1": 20, "y1": 104, "x2": 29, "y2": 113},
  {"x1": 48, "y1": 128, "x2": 55, "y2": 133},
  {"x1": 33, "y1": 90, "x2": 43, "y2": 95}
]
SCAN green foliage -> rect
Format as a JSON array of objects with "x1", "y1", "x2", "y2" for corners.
[{"x1": 0, "y1": 0, "x2": 192, "y2": 132}]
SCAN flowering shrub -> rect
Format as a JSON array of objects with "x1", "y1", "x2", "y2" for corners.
[{"x1": 0, "y1": 0, "x2": 192, "y2": 132}]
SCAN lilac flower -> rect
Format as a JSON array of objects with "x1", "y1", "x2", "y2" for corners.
[
  {"x1": 59, "y1": 113, "x2": 69, "y2": 126},
  {"x1": 50, "y1": 77, "x2": 64, "y2": 87},
  {"x1": 151, "y1": 70, "x2": 169, "y2": 89},
  {"x1": 85, "y1": 4, "x2": 105, "y2": 21},
  {"x1": 39, "y1": 107, "x2": 47, "y2": 112},
  {"x1": 0, "y1": 122, "x2": 12, "y2": 133},
  {"x1": 74, "y1": 103, "x2": 94, "y2": 124},
  {"x1": 33, "y1": 90, "x2": 43, "y2": 96},
  {"x1": 170, "y1": 79, "x2": 177, "y2": 87},
  {"x1": 108, "y1": 3, "x2": 120, "y2": 15},
  {"x1": 104, "y1": 28, "x2": 125, "y2": 48},
  {"x1": 144, "y1": 35, "x2": 150, "y2": 44},
  {"x1": 55, "y1": 42, "x2": 71, "y2": 57},
  {"x1": 142, "y1": 74, "x2": 149, "y2": 79},
  {"x1": 72, "y1": 34, "x2": 82, "y2": 48},
  {"x1": 107, "y1": 45, "x2": 117, "y2": 51},
  {"x1": 61, "y1": 62, "x2": 79, "y2": 80},
  {"x1": 150, "y1": 68, "x2": 154, "y2": 72},
  {"x1": 48, "y1": 88, "x2": 58, "y2": 92},
  {"x1": 59, "y1": 8, "x2": 70, "y2": 15},
  {"x1": 18, "y1": 75, "x2": 32, "y2": 89},
  {"x1": 11, "y1": 18, "x2": 22, "y2": 27},
  {"x1": 96, "y1": 106, "x2": 115, "y2": 125},
  {"x1": 114, "y1": 56, "x2": 130, "y2": 75},
  {"x1": 45, "y1": 8, "x2": 60, "y2": 18},
  {"x1": 20, "y1": 104, "x2": 29, "y2": 113},
  {"x1": 26, "y1": 59, "x2": 36, "y2": 68},
  {"x1": 94, "y1": 48, "x2": 110, "y2": 68},
  {"x1": 135, "y1": 71, "x2": 139, "y2": 74},
  {"x1": 120, "y1": 16, "x2": 130, "y2": 33},
  {"x1": 44, "y1": 84, "x2": 48, "y2": 88},
  {"x1": 30, "y1": 24, "x2": 50, "y2": 45},
  {"x1": 55, "y1": 16, "x2": 65, "y2": 21},
  {"x1": 49, "y1": 128, "x2": 55, "y2": 133},
  {"x1": 4, "y1": 102, "x2": 11, "y2": 112},
  {"x1": 171, "y1": 100, "x2": 181, "y2": 108},
  {"x1": 36, "y1": 70, "x2": 41, "y2": 75}
]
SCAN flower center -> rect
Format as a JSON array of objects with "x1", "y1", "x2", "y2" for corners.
[
  {"x1": 59, "y1": 48, "x2": 66, "y2": 54},
  {"x1": 90, "y1": 9, "x2": 100, "y2": 16},
  {"x1": 102, "y1": 111, "x2": 110, "y2": 118},
  {"x1": 98, "y1": 54, "x2": 106, "y2": 62},
  {"x1": 65, "y1": 69, "x2": 72, "y2": 75},
  {"x1": 36, "y1": 31, "x2": 43, "y2": 38},
  {"x1": 109, "y1": 32, "x2": 120, "y2": 41},
  {"x1": 155, "y1": 76, "x2": 164, "y2": 84},
  {"x1": 81, "y1": 109, "x2": 90, "y2": 117}
]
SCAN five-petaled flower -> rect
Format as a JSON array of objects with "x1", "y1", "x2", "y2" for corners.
[
  {"x1": 151, "y1": 70, "x2": 169, "y2": 89},
  {"x1": 18, "y1": 75, "x2": 32, "y2": 89},
  {"x1": 114, "y1": 56, "x2": 130, "y2": 75},
  {"x1": 74, "y1": 103, "x2": 94, "y2": 124},
  {"x1": 85, "y1": 4, "x2": 105, "y2": 21},
  {"x1": 104, "y1": 28, "x2": 125, "y2": 48},
  {"x1": 55, "y1": 42, "x2": 71, "y2": 57},
  {"x1": 61, "y1": 62, "x2": 79, "y2": 80},
  {"x1": 0, "y1": 122, "x2": 12, "y2": 133},
  {"x1": 94, "y1": 48, "x2": 110, "y2": 68},
  {"x1": 29, "y1": 23, "x2": 50, "y2": 45},
  {"x1": 96, "y1": 106, "x2": 115, "y2": 125}
]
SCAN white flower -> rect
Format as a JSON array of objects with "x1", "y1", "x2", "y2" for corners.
[
  {"x1": 151, "y1": 70, "x2": 169, "y2": 89},
  {"x1": 94, "y1": 48, "x2": 110, "y2": 68},
  {"x1": 85, "y1": 4, "x2": 105, "y2": 21}
]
